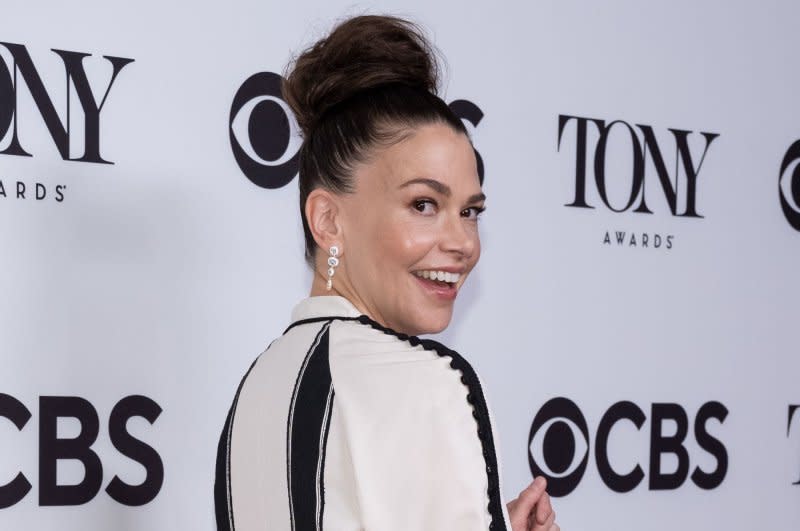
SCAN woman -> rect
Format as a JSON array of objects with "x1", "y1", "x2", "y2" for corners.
[{"x1": 215, "y1": 14, "x2": 559, "y2": 531}]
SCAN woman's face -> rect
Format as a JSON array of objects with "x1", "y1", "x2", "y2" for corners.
[{"x1": 336, "y1": 122, "x2": 484, "y2": 335}]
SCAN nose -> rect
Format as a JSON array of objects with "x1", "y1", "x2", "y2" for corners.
[{"x1": 439, "y1": 210, "x2": 478, "y2": 259}]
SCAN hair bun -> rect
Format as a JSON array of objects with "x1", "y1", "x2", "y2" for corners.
[{"x1": 282, "y1": 15, "x2": 441, "y2": 137}]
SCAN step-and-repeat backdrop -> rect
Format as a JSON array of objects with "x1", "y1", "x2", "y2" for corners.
[{"x1": 2, "y1": 1, "x2": 798, "y2": 529}]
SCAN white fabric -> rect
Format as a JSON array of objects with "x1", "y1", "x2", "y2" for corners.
[{"x1": 225, "y1": 295, "x2": 512, "y2": 530}]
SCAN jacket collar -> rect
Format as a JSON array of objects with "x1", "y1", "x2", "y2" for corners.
[{"x1": 290, "y1": 295, "x2": 363, "y2": 323}]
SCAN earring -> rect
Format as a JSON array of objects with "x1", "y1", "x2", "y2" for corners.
[{"x1": 326, "y1": 245, "x2": 339, "y2": 291}]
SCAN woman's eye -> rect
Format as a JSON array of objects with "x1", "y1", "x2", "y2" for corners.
[
  {"x1": 413, "y1": 199, "x2": 436, "y2": 214},
  {"x1": 461, "y1": 206, "x2": 485, "y2": 220}
]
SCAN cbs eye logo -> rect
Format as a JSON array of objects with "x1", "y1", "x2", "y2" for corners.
[
  {"x1": 528, "y1": 397, "x2": 728, "y2": 497},
  {"x1": 229, "y1": 71, "x2": 485, "y2": 189},
  {"x1": 528, "y1": 397, "x2": 589, "y2": 497},
  {"x1": 780, "y1": 139, "x2": 800, "y2": 231},
  {"x1": 229, "y1": 72, "x2": 302, "y2": 189}
]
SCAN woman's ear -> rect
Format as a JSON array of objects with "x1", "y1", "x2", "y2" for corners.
[{"x1": 305, "y1": 188, "x2": 343, "y2": 255}]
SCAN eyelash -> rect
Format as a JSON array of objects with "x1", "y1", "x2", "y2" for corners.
[
  {"x1": 413, "y1": 199, "x2": 436, "y2": 214},
  {"x1": 463, "y1": 205, "x2": 486, "y2": 220},
  {"x1": 412, "y1": 199, "x2": 485, "y2": 220}
]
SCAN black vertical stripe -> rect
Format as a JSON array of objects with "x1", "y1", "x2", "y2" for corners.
[
  {"x1": 287, "y1": 325, "x2": 334, "y2": 531},
  {"x1": 214, "y1": 356, "x2": 261, "y2": 531}
]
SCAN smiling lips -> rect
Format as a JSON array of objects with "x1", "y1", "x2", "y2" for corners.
[
  {"x1": 412, "y1": 270, "x2": 463, "y2": 301},
  {"x1": 413, "y1": 270, "x2": 462, "y2": 284}
]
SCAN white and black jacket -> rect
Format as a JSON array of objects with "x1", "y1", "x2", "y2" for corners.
[{"x1": 215, "y1": 295, "x2": 512, "y2": 530}]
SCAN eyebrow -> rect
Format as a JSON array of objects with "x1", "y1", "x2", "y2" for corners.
[{"x1": 399, "y1": 177, "x2": 486, "y2": 204}]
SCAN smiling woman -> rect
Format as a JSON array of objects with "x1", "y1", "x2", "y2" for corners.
[
  {"x1": 214, "y1": 14, "x2": 559, "y2": 531},
  {"x1": 307, "y1": 123, "x2": 485, "y2": 334}
]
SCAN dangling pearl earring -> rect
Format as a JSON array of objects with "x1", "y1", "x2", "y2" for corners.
[{"x1": 326, "y1": 245, "x2": 339, "y2": 291}]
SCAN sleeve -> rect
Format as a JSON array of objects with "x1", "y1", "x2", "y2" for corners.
[{"x1": 328, "y1": 320, "x2": 511, "y2": 531}]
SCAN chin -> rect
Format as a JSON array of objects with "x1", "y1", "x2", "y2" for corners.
[{"x1": 403, "y1": 308, "x2": 453, "y2": 336}]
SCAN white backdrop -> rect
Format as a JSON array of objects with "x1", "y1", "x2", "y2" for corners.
[{"x1": 1, "y1": 1, "x2": 799, "y2": 529}]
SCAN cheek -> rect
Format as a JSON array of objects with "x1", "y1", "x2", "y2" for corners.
[{"x1": 376, "y1": 218, "x2": 438, "y2": 271}]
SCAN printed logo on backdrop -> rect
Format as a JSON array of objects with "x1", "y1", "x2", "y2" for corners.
[
  {"x1": 230, "y1": 71, "x2": 485, "y2": 188},
  {"x1": 0, "y1": 42, "x2": 134, "y2": 203},
  {"x1": 0, "y1": 393, "x2": 163, "y2": 509},
  {"x1": 528, "y1": 397, "x2": 728, "y2": 496},
  {"x1": 788, "y1": 404, "x2": 800, "y2": 485},
  {"x1": 557, "y1": 115, "x2": 720, "y2": 250},
  {"x1": 779, "y1": 140, "x2": 800, "y2": 231}
]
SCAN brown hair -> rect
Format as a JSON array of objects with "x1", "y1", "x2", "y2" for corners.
[{"x1": 282, "y1": 14, "x2": 470, "y2": 264}]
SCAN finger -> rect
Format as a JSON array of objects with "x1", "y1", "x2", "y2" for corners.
[
  {"x1": 509, "y1": 478, "x2": 547, "y2": 528},
  {"x1": 518, "y1": 477, "x2": 547, "y2": 509},
  {"x1": 535, "y1": 492, "x2": 553, "y2": 525},
  {"x1": 522, "y1": 477, "x2": 547, "y2": 501},
  {"x1": 531, "y1": 509, "x2": 555, "y2": 531},
  {"x1": 506, "y1": 498, "x2": 517, "y2": 516},
  {"x1": 549, "y1": 524, "x2": 560, "y2": 531}
]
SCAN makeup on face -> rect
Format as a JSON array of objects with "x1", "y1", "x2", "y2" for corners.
[{"x1": 337, "y1": 123, "x2": 484, "y2": 335}]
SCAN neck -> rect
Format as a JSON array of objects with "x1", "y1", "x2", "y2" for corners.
[
  {"x1": 309, "y1": 268, "x2": 386, "y2": 327},
  {"x1": 309, "y1": 269, "x2": 338, "y2": 297}
]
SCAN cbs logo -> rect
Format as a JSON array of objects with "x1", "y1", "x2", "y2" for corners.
[
  {"x1": 0, "y1": 394, "x2": 162, "y2": 508},
  {"x1": 528, "y1": 397, "x2": 728, "y2": 497},
  {"x1": 779, "y1": 139, "x2": 800, "y2": 231},
  {"x1": 229, "y1": 71, "x2": 485, "y2": 189}
]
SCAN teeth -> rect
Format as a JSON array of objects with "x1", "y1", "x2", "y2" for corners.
[{"x1": 414, "y1": 270, "x2": 462, "y2": 284}]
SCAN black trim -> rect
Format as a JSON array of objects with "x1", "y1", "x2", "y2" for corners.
[
  {"x1": 352, "y1": 314, "x2": 508, "y2": 531},
  {"x1": 286, "y1": 323, "x2": 335, "y2": 531},
  {"x1": 283, "y1": 315, "x2": 359, "y2": 335},
  {"x1": 214, "y1": 356, "x2": 261, "y2": 531}
]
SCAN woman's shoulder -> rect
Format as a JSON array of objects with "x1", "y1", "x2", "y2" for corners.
[
  {"x1": 326, "y1": 316, "x2": 485, "y2": 404},
  {"x1": 278, "y1": 295, "x2": 487, "y2": 409},
  {"x1": 328, "y1": 316, "x2": 471, "y2": 368}
]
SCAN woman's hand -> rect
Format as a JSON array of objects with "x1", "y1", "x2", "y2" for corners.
[{"x1": 506, "y1": 476, "x2": 559, "y2": 531}]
